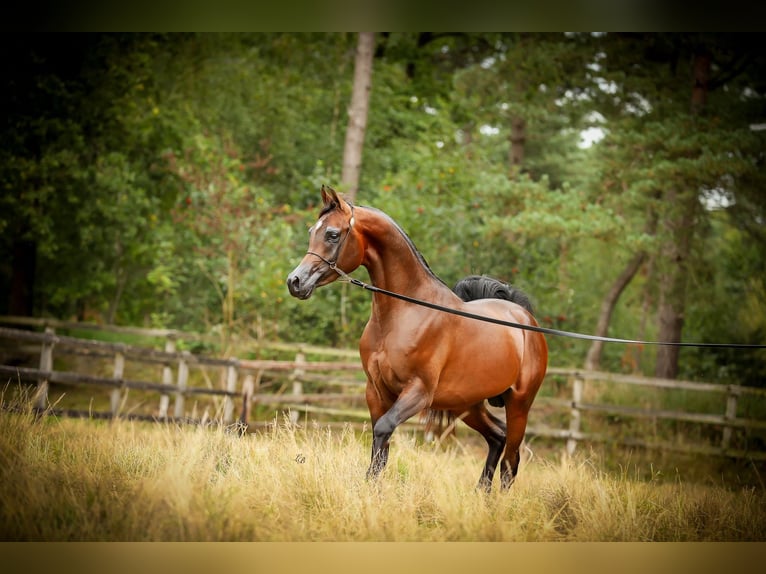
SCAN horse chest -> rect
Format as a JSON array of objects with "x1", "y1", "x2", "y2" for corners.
[
  {"x1": 360, "y1": 309, "x2": 445, "y2": 397},
  {"x1": 363, "y1": 341, "x2": 438, "y2": 400},
  {"x1": 364, "y1": 350, "x2": 405, "y2": 392}
]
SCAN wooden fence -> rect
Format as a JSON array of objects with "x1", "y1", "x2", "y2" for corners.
[{"x1": 1, "y1": 316, "x2": 765, "y2": 461}]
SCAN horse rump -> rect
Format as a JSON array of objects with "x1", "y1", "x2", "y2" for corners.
[{"x1": 453, "y1": 275, "x2": 535, "y2": 407}]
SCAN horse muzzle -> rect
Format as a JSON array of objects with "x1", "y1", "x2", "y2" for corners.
[{"x1": 286, "y1": 263, "x2": 322, "y2": 300}]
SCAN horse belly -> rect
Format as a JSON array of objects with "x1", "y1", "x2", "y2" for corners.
[{"x1": 431, "y1": 331, "x2": 520, "y2": 409}]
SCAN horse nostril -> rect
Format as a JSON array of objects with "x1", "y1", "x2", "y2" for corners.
[{"x1": 288, "y1": 274, "x2": 300, "y2": 291}]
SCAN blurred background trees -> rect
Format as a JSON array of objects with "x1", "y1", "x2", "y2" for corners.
[{"x1": 1, "y1": 33, "x2": 764, "y2": 384}]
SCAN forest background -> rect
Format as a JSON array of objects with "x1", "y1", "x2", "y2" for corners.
[{"x1": 2, "y1": 32, "x2": 765, "y2": 386}]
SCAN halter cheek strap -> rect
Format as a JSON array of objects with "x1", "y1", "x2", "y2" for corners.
[{"x1": 306, "y1": 206, "x2": 355, "y2": 278}]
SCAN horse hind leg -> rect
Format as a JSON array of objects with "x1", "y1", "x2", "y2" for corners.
[
  {"x1": 502, "y1": 332, "x2": 547, "y2": 490},
  {"x1": 500, "y1": 388, "x2": 534, "y2": 490},
  {"x1": 458, "y1": 404, "x2": 507, "y2": 492}
]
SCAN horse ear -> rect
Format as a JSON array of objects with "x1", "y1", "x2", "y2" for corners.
[
  {"x1": 321, "y1": 185, "x2": 348, "y2": 213},
  {"x1": 321, "y1": 184, "x2": 339, "y2": 207}
]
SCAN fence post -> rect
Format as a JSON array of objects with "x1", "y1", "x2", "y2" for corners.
[
  {"x1": 158, "y1": 335, "x2": 176, "y2": 419},
  {"x1": 173, "y1": 351, "x2": 190, "y2": 420},
  {"x1": 223, "y1": 360, "x2": 238, "y2": 424},
  {"x1": 238, "y1": 373, "x2": 255, "y2": 431},
  {"x1": 110, "y1": 346, "x2": 125, "y2": 417},
  {"x1": 35, "y1": 326, "x2": 55, "y2": 410},
  {"x1": 566, "y1": 373, "x2": 584, "y2": 456},
  {"x1": 289, "y1": 351, "x2": 306, "y2": 424},
  {"x1": 721, "y1": 385, "x2": 740, "y2": 451}
]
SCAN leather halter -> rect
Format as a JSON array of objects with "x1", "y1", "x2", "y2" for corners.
[{"x1": 306, "y1": 204, "x2": 355, "y2": 276}]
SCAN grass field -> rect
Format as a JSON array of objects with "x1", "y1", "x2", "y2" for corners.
[{"x1": 2, "y1": 386, "x2": 765, "y2": 542}]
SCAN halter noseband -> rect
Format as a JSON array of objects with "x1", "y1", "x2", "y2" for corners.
[{"x1": 306, "y1": 204, "x2": 355, "y2": 277}]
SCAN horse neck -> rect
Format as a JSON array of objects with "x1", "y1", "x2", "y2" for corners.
[{"x1": 357, "y1": 208, "x2": 451, "y2": 305}]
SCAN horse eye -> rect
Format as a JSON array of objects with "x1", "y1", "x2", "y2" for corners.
[{"x1": 325, "y1": 229, "x2": 340, "y2": 243}]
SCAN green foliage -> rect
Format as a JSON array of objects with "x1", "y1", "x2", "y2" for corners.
[{"x1": 2, "y1": 33, "x2": 765, "y2": 383}]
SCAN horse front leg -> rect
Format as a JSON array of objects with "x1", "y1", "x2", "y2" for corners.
[
  {"x1": 367, "y1": 440, "x2": 390, "y2": 480},
  {"x1": 366, "y1": 379, "x2": 430, "y2": 481},
  {"x1": 364, "y1": 379, "x2": 389, "y2": 480}
]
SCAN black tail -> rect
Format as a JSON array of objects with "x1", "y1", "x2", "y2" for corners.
[
  {"x1": 421, "y1": 409, "x2": 456, "y2": 443},
  {"x1": 453, "y1": 275, "x2": 534, "y2": 408},
  {"x1": 453, "y1": 274, "x2": 534, "y2": 314}
]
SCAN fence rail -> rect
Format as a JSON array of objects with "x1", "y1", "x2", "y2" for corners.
[{"x1": 1, "y1": 317, "x2": 765, "y2": 461}]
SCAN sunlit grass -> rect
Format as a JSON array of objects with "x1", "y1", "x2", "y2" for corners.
[{"x1": 1, "y1": 388, "x2": 764, "y2": 541}]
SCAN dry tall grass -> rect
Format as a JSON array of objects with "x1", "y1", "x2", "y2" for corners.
[{"x1": 1, "y1": 391, "x2": 764, "y2": 541}]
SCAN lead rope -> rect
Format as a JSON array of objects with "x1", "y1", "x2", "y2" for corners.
[
  {"x1": 303, "y1": 208, "x2": 765, "y2": 349},
  {"x1": 324, "y1": 265, "x2": 766, "y2": 349}
]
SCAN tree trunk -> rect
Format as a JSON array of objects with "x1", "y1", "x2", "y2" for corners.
[
  {"x1": 585, "y1": 189, "x2": 661, "y2": 371},
  {"x1": 584, "y1": 251, "x2": 646, "y2": 371},
  {"x1": 8, "y1": 239, "x2": 36, "y2": 316},
  {"x1": 691, "y1": 51, "x2": 711, "y2": 115},
  {"x1": 654, "y1": 50, "x2": 710, "y2": 379},
  {"x1": 106, "y1": 270, "x2": 126, "y2": 325},
  {"x1": 654, "y1": 188, "x2": 697, "y2": 379},
  {"x1": 508, "y1": 116, "x2": 526, "y2": 178},
  {"x1": 341, "y1": 32, "x2": 375, "y2": 203}
]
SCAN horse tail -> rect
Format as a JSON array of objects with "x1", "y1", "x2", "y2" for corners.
[
  {"x1": 453, "y1": 275, "x2": 535, "y2": 408},
  {"x1": 421, "y1": 409, "x2": 457, "y2": 443},
  {"x1": 452, "y1": 274, "x2": 534, "y2": 314}
]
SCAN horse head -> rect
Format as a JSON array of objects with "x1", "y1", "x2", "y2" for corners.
[{"x1": 286, "y1": 185, "x2": 363, "y2": 300}]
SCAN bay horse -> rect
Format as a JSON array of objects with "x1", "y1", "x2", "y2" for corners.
[{"x1": 286, "y1": 186, "x2": 548, "y2": 491}]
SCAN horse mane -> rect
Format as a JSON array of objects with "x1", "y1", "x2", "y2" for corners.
[
  {"x1": 361, "y1": 205, "x2": 448, "y2": 287},
  {"x1": 453, "y1": 275, "x2": 535, "y2": 314}
]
